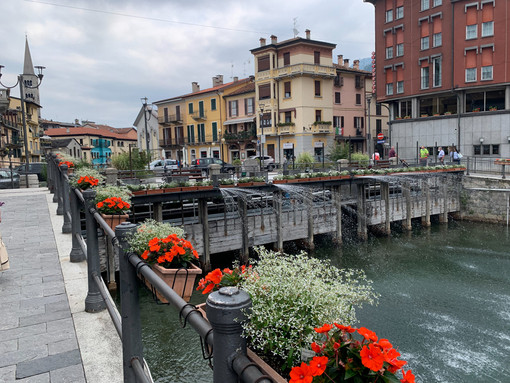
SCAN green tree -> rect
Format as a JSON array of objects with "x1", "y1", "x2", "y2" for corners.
[
  {"x1": 111, "y1": 149, "x2": 149, "y2": 170},
  {"x1": 295, "y1": 151, "x2": 314, "y2": 169},
  {"x1": 328, "y1": 142, "x2": 350, "y2": 162}
]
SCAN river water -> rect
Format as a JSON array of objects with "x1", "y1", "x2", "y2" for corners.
[{"x1": 139, "y1": 220, "x2": 510, "y2": 383}]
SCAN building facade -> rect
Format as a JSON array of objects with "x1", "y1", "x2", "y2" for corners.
[
  {"x1": 366, "y1": 0, "x2": 510, "y2": 159},
  {"x1": 133, "y1": 105, "x2": 160, "y2": 160}
]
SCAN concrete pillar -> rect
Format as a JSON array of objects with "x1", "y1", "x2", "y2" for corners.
[
  {"x1": 357, "y1": 184, "x2": 368, "y2": 240},
  {"x1": 274, "y1": 191, "x2": 283, "y2": 251},
  {"x1": 198, "y1": 199, "x2": 211, "y2": 272},
  {"x1": 333, "y1": 186, "x2": 342, "y2": 244},
  {"x1": 238, "y1": 198, "x2": 249, "y2": 264},
  {"x1": 105, "y1": 167, "x2": 118, "y2": 185},
  {"x1": 439, "y1": 183, "x2": 448, "y2": 223},
  {"x1": 402, "y1": 182, "x2": 412, "y2": 231},
  {"x1": 153, "y1": 202, "x2": 163, "y2": 222},
  {"x1": 422, "y1": 180, "x2": 431, "y2": 227},
  {"x1": 506, "y1": 86, "x2": 510, "y2": 110},
  {"x1": 381, "y1": 182, "x2": 391, "y2": 235},
  {"x1": 306, "y1": 189, "x2": 315, "y2": 249}
]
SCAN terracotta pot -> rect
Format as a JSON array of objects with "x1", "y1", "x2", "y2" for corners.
[
  {"x1": 100, "y1": 214, "x2": 129, "y2": 232},
  {"x1": 145, "y1": 263, "x2": 202, "y2": 303}
]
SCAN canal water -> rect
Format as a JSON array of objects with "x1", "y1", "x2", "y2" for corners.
[{"x1": 139, "y1": 220, "x2": 510, "y2": 383}]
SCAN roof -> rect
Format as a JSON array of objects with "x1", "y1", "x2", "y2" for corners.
[
  {"x1": 224, "y1": 82, "x2": 255, "y2": 98},
  {"x1": 334, "y1": 64, "x2": 371, "y2": 75},
  {"x1": 46, "y1": 125, "x2": 137, "y2": 141},
  {"x1": 50, "y1": 138, "x2": 78, "y2": 148},
  {"x1": 251, "y1": 36, "x2": 336, "y2": 54}
]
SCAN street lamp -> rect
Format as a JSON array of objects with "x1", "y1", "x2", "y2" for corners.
[
  {"x1": 141, "y1": 97, "x2": 152, "y2": 170},
  {"x1": 259, "y1": 105, "x2": 265, "y2": 171},
  {"x1": 0, "y1": 64, "x2": 45, "y2": 187}
]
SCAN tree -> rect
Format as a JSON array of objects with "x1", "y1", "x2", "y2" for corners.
[
  {"x1": 111, "y1": 149, "x2": 149, "y2": 170},
  {"x1": 328, "y1": 142, "x2": 350, "y2": 162}
]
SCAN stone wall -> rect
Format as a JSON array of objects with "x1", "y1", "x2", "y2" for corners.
[{"x1": 461, "y1": 175, "x2": 510, "y2": 223}]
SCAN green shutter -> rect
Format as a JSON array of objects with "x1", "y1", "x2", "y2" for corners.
[
  {"x1": 188, "y1": 103, "x2": 193, "y2": 114},
  {"x1": 212, "y1": 122, "x2": 218, "y2": 142}
]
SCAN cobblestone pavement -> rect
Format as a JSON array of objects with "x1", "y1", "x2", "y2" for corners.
[{"x1": 0, "y1": 188, "x2": 86, "y2": 382}]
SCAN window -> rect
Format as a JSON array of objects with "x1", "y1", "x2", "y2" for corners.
[
  {"x1": 188, "y1": 103, "x2": 193, "y2": 114},
  {"x1": 354, "y1": 117, "x2": 364, "y2": 134},
  {"x1": 245, "y1": 97, "x2": 254, "y2": 114},
  {"x1": 315, "y1": 110, "x2": 322, "y2": 122},
  {"x1": 211, "y1": 98, "x2": 217, "y2": 111},
  {"x1": 396, "y1": 6, "x2": 403, "y2": 19},
  {"x1": 482, "y1": 21, "x2": 494, "y2": 37},
  {"x1": 212, "y1": 122, "x2": 218, "y2": 142},
  {"x1": 187, "y1": 125, "x2": 195, "y2": 143},
  {"x1": 258, "y1": 55, "x2": 270, "y2": 72},
  {"x1": 473, "y1": 145, "x2": 481, "y2": 155},
  {"x1": 315, "y1": 80, "x2": 321, "y2": 97},
  {"x1": 482, "y1": 145, "x2": 490, "y2": 155},
  {"x1": 197, "y1": 123, "x2": 205, "y2": 143},
  {"x1": 397, "y1": 81, "x2": 404, "y2": 94},
  {"x1": 421, "y1": 66, "x2": 430, "y2": 89},
  {"x1": 376, "y1": 103, "x2": 382, "y2": 115},
  {"x1": 433, "y1": 33, "x2": 442, "y2": 47},
  {"x1": 285, "y1": 111, "x2": 292, "y2": 123},
  {"x1": 314, "y1": 51, "x2": 320, "y2": 65},
  {"x1": 356, "y1": 94, "x2": 362, "y2": 105},
  {"x1": 335, "y1": 92, "x2": 341, "y2": 104},
  {"x1": 466, "y1": 24, "x2": 477, "y2": 39},
  {"x1": 396, "y1": 43, "x2": 404, "y2": 56},
  {"x1": 261, "y1": 112, "x2": 272, "y2": 127},
  {"x1": 283, "y1": 52, "x2": 290, "y2": 66},
  {"x1": 385, "y1": 68, "x2": 394, "y2": 95},
  {"x1": 386, "y1": 10, "x2": 393, "y2": 22},
  {"x1": 386, "y1": 46, "x2": 394, "y2": 59},
  {"x1": 466, "y1": 68, "x2": 477, "y2": 82},
  {"x1": 421, "y1": 0, "x2": 429, "y2": 11},
  {"x1": 386, "y1": 83, "x2": 394, "y2": 95},
  {"x1": 258, "y1": 84, "x2": 270, "y2": 100},
  {"x1": 433, "y1": 0, "x2": 441, "y2": 6},
  {"x1": 482, "y1": 66, "x2": 493, "y2": 80},
  {"x1": 228, "y1": 100, "x2": 238, "y2": 117},
  {"x1": 284, "y1": 81, "x2": 291, "y2": 98},
  {"x1": 421, "y1": 36, "x2": 429, "y2": 50},
  {"x1": 432, "y1": 56, "x2": 442, "y2": 87},
  {"x1": 355, "y1": 76, "x2": 362, "y2": 88},
  {"x1": 492, "y1": 144, "x2": 499, "y2": 155}
]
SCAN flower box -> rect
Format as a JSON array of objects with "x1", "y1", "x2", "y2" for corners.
[
  {"x1": 132, "y1": 190, "x2": 146, "y2": 196},
  {"x1": 146, "y1": 189, "x2": 163, "y2": 195},
  {"x1": 272, "y1": 179, "x2": 287, "y2": 184},
  {"x1": 197, "y1": 185, "x2": 214, "y2": 191},
  {"x1": 100, "y1": 214, "x2": 129, "y2": 232},
  {"x1": 219, "y1": 184, "x2": 235, "y2": 188},
  {"x1": 145, "y1": 263, "x2": 202, "y2": 303},
  {"x1": 164, "y1": 187, "x2": 182, "y2": 193},
  {"x1": 181, "y1": 186, "x2": 199, "y2": 192}
]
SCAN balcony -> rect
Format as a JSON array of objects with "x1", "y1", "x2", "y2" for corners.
[
  {"x1": 191, "y1": 112, "x2": 207, "y2": 121},
  {"x1": 311, "y1": 122, "x2": 333, "y2": 134},
  {"x1": 159, "y1": 138, "x2": 185, "y2": 148},
  {"x1": 158, "y1": 115, "x2": 182, "y2": 125},
  {"x1": 276, "y1": 123, "x2": 295, "y2": 134},
  {"x1": 223, "y1": 128, "x2": 256, "y2": 142},
  {"x1": 275, "y1": 64, "x2": 336, "y2": 80}
]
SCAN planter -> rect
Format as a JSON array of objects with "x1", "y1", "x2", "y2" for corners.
[
  {"x1": 145, "y1": 263, "x2": 202, "y2": 303},
  {"x1": 197, "y1": 186, "x2": 214, "y2": 191},
  {"x1": 219, "y1": 184, "x2": 235, "y2": 188},
  {"x1": 146, "y1": 189, "x2": 163, "y2": 195},
  {"x1": 132, "y1": 190, "x2": 146, "y2": 196},
  {"x1": 164, "y1": 187, "x2": 182, "y2": 193},
  {"x1": 180, "y1": 186, "x2": 199, "y2": 192},
  {"x1": 100, "y1": 213, "x2": 129, "y2": 232},
  {"x1": 272, "y1": 179, "x2": 287, "y2": 184},
  {"x1": 330, "y1": 175, "x2": 351, "y2": 180},
  {"x1": 238, "y1": 182, "x2": 254, "y2": 187}
]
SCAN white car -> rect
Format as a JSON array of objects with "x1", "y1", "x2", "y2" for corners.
[
  {"x1": 249, "y1": 155, "x2": 275, "y2": 171},
  {"x1": 149, "y1": 159, "x2": 178, "y2": 173}
]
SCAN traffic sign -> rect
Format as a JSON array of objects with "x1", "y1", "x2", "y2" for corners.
[{"x1": 377, "y1": 133, "x2": 384, "y2": 140}]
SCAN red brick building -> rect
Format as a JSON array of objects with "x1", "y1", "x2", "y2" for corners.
[{"x1": 365, "y1": 0, "x2": 510, "y2": 159}]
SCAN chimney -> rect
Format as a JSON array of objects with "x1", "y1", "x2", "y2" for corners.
[
  {"x1": 270, "y1": 35, "x2": 277, "y2": 44},
  {"x1": 337, "y1": 55, "x2": 344, "y2": 66},
  {"x1": 233, "y1": 76, "x2": 238, "y2": 82},
  {"x1": 192, "y1": 82, "x2": 200, "y2": 92},
  {"x1": 66, "y1": 127, "x2": 70, "y2": 133},
  {"x1": 260, "y1": 37, "x2": 266, "y2": 46},
  {"x1": 212, "y1": 75, "x2": 224, "y2": 87},
  {"x1": 305, "y1": 29, "x2": 311, "y2": 39},
  {"x1": 344, "y1": 59, "x2": 350, "y2": 68},
  {"x1": 353, "y1": 60, "x2": 360, "y2": 70}
]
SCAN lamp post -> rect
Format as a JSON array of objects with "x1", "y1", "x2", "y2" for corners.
[
  {"x1": 259, "y1": 105, "x2": 265, "y2": 171},
  {"x1": 0, "y1": 65, "x2": 45, "y2": 187},
  {"x1": 141, "y1": 97, "x2": 152, "y2": 170}
]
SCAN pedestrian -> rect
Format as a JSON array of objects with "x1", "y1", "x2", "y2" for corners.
[
  {"x1": 452, "y1": 148, "x2": 461, "y2": 164},
  {"x1": 419, "y1": 146, "x2": 429, "y2": 166},
  {"x1": 389, "y1": 146, "x2": 396, "y2": 158},
  {"x1": 372, "y1": 150, "x2": 380, "y2": 161},
  {"x1": 438, "y1": 146, "x2": 445, "y2": 165},
  {"x1": 0, "y1": 202, "x2": 9, "y2": 272}
]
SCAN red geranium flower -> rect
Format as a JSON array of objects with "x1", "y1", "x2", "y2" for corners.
[
  {"x1": 314, "y1": 324, "x2": 333, "y2": 334},
  {"x1": 400, "y1": 369, "x2": 416, "y2": 383},
  {"x1": 309, "y1": 356, "x2": 328, "y2": 376},
  {"x1": 289, "y1": 362, "x2": 314, "y2": 383},
  {"x1": 357, "y1": 327, "x2": 378, "y2": 342},
  {"x1": 334, "y1": 323, "x2": 356, "y2": 333},
  {"x1": 360, "y1": 344, "x2": 385, "y2": 371}
]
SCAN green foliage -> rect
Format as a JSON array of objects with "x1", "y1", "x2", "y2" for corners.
[
  {"x1": 350, "y1": 152, "x2": 370, "y2": 168},
  {"x1": 232, "y1": 159, "x2": 242, "y2": 166},
  {"x1": 94, "y1": 185, "x2": 132, "y2": 205},
  {"x1": 127, "y1": 219, "x2": 185, "y2": 256},
  {"x1": 295, "y1": 151, "x2": 314, "y2": 169},
  {"x1": 111, "y1": 148, "x2": 149, "y2": 170},
  {"x1": 328, "y1": 142, "x2": 350, "y2": 162},
  {"x1": 74, "y1": 159, "x2": 93, "y2": 170}
]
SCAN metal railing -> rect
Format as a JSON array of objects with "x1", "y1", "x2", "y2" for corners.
[
  {"x1": 465, "y1": 156, "x2": 510, "y2": 179},
  {"x1": 46, "y1": 153, "x2": 273, "y2": 383}
]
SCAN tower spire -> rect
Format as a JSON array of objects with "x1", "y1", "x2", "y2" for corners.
[{"x1": 23, "y1": 37, "x2": 36, "y2": 76}]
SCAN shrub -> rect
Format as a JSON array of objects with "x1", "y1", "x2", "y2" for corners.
[
  {"x1": 296, "y1": 152, "x2": 314, "y2": 169},
  {"x1": 350, "y1": 152, "x2": 369, "y2": 168},
  {"x1": 111, "y1": 148, "x2": 149, "y2": 170},
  {"x1": 328, "y1": 142, "x2": 350, "y2": 162},
  {"x1": 69, "y1": 168, "x2": 104, "y2": 189}
]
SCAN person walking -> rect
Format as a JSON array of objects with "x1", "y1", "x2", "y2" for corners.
[
  {"x1": 420, "y1": 146, "x2": 429, "y2": 166},
  {"x1": 372, "y1": 150, "x2": 380, "y2": 161},
  {"x1": 438, "y1": 147, "x2": 445, "y2": 165},
  {"x1": 452, "y1": 148, "x2": 461, "y2": 164},
  {"x1": 388, "y1": 146, "x2": 396, "y2": 158}
]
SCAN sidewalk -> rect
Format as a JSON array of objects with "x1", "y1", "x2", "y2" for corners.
[{"x1": 0, "y1": 188, "x2": 122, "y2": 383}]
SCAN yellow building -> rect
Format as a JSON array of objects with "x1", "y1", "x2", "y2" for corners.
[{"x1": 155, "y1": 76, "x2": 253, "y2": 165}]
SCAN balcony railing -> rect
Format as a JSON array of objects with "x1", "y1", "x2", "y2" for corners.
[
  {"x1": 311, "y1": 122, "x2": 333, "y2": 134},
  {"x1": 223, "y1": 129, "x2": 256, "y2": 142},
  {"x1": 159, "y1": 138, "x2": 185, "y2": 147},
  {"x1": 191, "y1": 112, "x2": 207, "y2": 121},
  {"x1": 277, "y1": 124, "x2": 295, "y2": 134},
  {"x1": 275, "y1": 64, "x2": 336, "y2": 79},
  {"x1": 158, "y1": 115, "x2": 182, "y2": 124}
]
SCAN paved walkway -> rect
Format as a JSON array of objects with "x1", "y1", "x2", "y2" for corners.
[{"x1": 0, "y1": 188, "x2": 122, "y2": 383}]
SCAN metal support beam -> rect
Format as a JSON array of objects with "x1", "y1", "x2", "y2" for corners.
[
  {"x1": 381, "y1": 182, "x2": 391, "y2": 235},
  {"x1": 402, "y1": 182, "x2": 412, "y2": 231},
  {"x1": 357, "y1": 183, "x2": 368, "y2": 240},
  {"x1": 198, "y1": 198, "x2": 211, "y2": 272}
]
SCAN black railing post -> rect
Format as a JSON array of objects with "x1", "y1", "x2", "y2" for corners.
[
  {"x1": 207, "y1": 287, "x2": 251, "y2": 383},
  {"x1": 69, "y1": 187, "x2": 86, "y2": 262},
  {"x1": 56, "y1": 161, "x2": 64, "y2": 215},
  {"x1": 116, "y1": 222, "x2": 143, "y2": 383},
  {"x1": 61, "y1": 164, "x2": 72, "y2": 233},
  {"x1": 52, "y1": 155, "x2": 59, "y2": 203},
  {"x1": 466, "y1": 156, "x2": 471, "y2": 175},
  {"x1": 46, "y1": 154, "x2": 54, "y2": 195},
  {"x1": 83, "y1": 189, "x2": 106, "y2": 313}
]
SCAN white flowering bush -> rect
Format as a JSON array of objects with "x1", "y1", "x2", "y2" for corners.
[
  {"x1": 241, "y1": 247, "x2": 378, "y2": 372},
  {"x1": 69, "y1": 167, "x2": 104, "y2": 189},
  {"x1": 127, "y1": 219, "x2": 185, "y2": 256}
]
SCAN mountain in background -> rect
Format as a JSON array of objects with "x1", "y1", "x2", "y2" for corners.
[{"x1": 359, "y1": 57, "x2": 372, "y2": 72}]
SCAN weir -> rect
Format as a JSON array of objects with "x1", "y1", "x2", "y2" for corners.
[{"x1": 131, "y1": 172, "x2": 462, "y2": 270}]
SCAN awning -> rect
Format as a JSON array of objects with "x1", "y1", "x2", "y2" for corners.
[{"x1": 223, "y1": 116, "x2": 255, "y2": 126}]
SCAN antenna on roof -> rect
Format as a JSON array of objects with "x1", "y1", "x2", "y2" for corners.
[
  {"x1": 293, "y1": 17, "x2": 299, "y2": 38},
  {"x1": 243, "y1": 59, "x2": 251, "y2": 76},
  {"x1": 230, "y1": 62, "x2": 234, "y2": 80}
]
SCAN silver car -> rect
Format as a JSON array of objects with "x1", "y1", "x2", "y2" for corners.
[
  {"x1": 149, "y1": 159, "x2": 179, "y2": 173},
  {"x1": 0, "y1": 169, "x2": 19, "y2": 189}
]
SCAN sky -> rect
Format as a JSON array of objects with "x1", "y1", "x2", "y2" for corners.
[{"x1": 0, "y1": 0, "x2": 375, "y2": 128}]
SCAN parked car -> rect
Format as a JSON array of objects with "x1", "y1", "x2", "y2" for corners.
[
  {"x1": 191, "y1": 158, "x2": 235, "y2": 175},
  {"x1": 0, "y1": 169, "x2": 20, "y2": 189},
  {"x1": 15, "y1": 162, "x2": 46, "y2": 181},
  {"x1": 149, "y1": 159, "x2": 178, "y2": 173},
  {"x1": 249, "y1": 155, "x2": 275, "y2": 171}
]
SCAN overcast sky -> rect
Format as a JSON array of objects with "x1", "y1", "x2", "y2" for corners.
[{"x1": 0, "y1": 0, "x2": 375, "y2": 128}]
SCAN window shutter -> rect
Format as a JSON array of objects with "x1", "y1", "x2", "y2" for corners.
[
  {"x1": 481, "y1": 47, "x2": 493, "y2": 66},
  {"x1": 212, "y1": 122, "x2": 218, "y2": 142},
  {"x1": 284, "y1": 82, "x2": 291, "y2": 94},
  {"x1": 396, "y1": 28, "x2": 404, "y2": 44},
  {"x1": 259, "y1": 84, "x2": 270, "y2": 99},
  {"x1": 386, "y1": 0, "x2": 392, "y2": 10},
  {"x1": 315, "y1": 80, "x2": 321, "y2": 96},
  {"x1": 466, "y1": 6, "x2": 477, "y2": 25},
  {"x1": 283, "y1": 52, "x2": 290, "y2": 66},
  {"x1": 258, "y1": 55, "x2": 270, "y2": 71},
  {"x1": 421, "y1": 21, "x2": 429, "y2": 37},
  {"x1": 466, "y1": 50, "x2": 477, "y2": 68},
  {"x1": 385, "y1": 68, "x2": 393, "y2": 83},
  {"x1": 385, "y1": 32, "x2": 393, "y2": 47},
  {"x1": 397, "y1": 66, "x2": 404, "y2": 82},
  {"x1": 482, "y1": 3, "x2": 494, "y2": 22},
  {"x1": 396, "y1": 0, "x2": 403, "y2": 6},
  {"x1": 433, "y1": 17, "x2": 442, "y2": 33}
]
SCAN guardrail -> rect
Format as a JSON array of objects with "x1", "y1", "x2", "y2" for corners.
[
  {"x1": 465, "y1": 156, "x2": 510, "y2": 179},
  {"x1": 46, "y1": 153, "x2": 273, "y2": 383}
]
